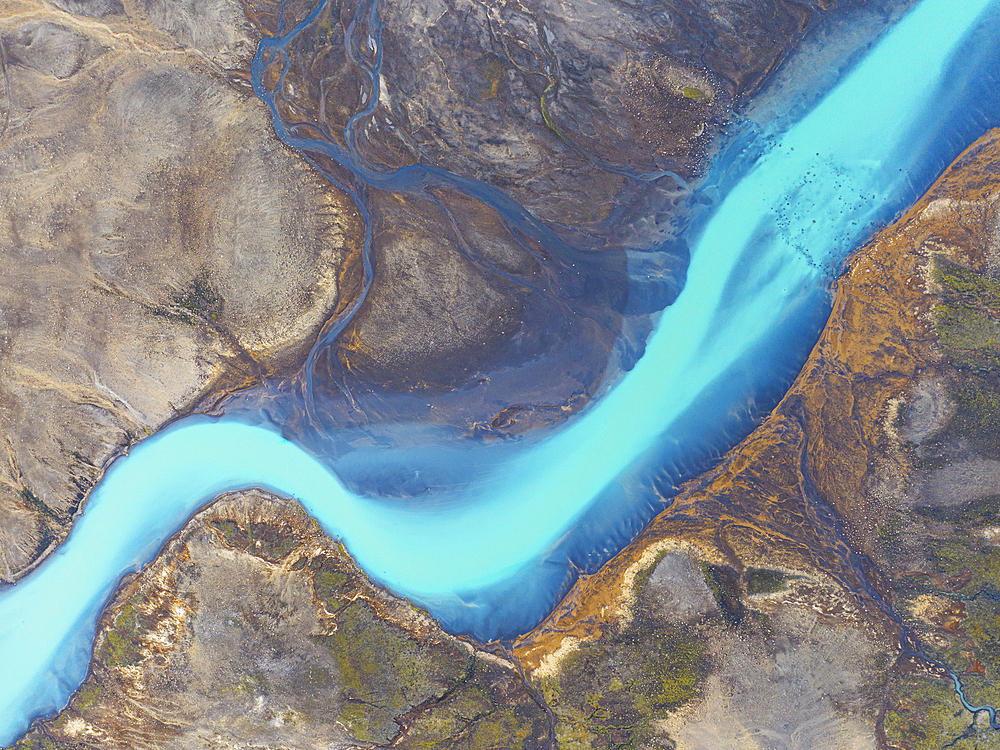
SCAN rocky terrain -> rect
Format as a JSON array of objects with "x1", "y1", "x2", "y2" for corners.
[
  {"x1": 514, "y1": 129, "x2": 1000, "y2": 749},
  {"x1": 10, "y1": 491, "x2": 551, "y2": 750},
  {"x1": 0, "y1": 0, "x2": 883, "y2": 579},
  {"x1": 9, "y1": 0, "x2": 1000, "y2": 749},
  {"x1": 0, "y1": 0, "x2": 362, "y2": 581},
  {"x1": 20, "y1": 129, "x2": 1000, "y2": 750}
]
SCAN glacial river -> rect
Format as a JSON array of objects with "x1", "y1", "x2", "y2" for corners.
[{"x1": 3, "y1": 0, "x2": 1000, "y2": 742}]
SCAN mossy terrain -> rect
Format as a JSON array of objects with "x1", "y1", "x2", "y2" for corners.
[
  {"x1": 207, "y1": 509, "x2": 551, "y2": 746},
  {"x1": 539, "y1": 558, "x2": 714, "y2": 749},
  {"x1": 933, "y1": 259, "x2": 1000, "y2": 353},
  {"x1": 954, "y1": 378, "x2": 1000, "y2": 455},
  {"x1": 917, "y1": 536, "x2": 1000, "y2": 709},
  {"x1": 6, "y1": 677, "x2": 110, "y2": 749},
  {"x1": 681, "y1": 86, "x2": 707, "y2": 103},
  {"x1": 745, "y1": 568, "x2": 788, "y2": 595},
  {"x1": 700, "y1": 563, "x2": 745, "y2": 625},
  {"x1": 73, "y1": 684, "x2": 102, "y2": 713},
  {"x1": 8, "y1": 493, "x2": 550, "y2": 749},
  {"x1": 931, "y1": 258, "x2": 1000, "y2": 455},
  {"x1": 935, "y1": 259, "x2": 1000, "y2": 306},
  {"x1": 542, "y1": 621, "x2": 705, "y2": 750},
  {"x1": 935, "y1": 301, "x2": 1000, "y2": 351},
  {"x1": 882, "y1": 674, "x2": 997, "y2": 750},
  {"x1": 315, "y1": 600, "x2": 468, "y2": 743},
  {"x1": 209, "y1": 517, "x2": 300, "y2": 562},
  {"x1": 396, "y1": 660, "x2": 550, "y2": 750},
  {"x1": 315, "y1": 600, "x2": 550, "y2": 748},
  {"x1": 171, "y1": 270, "x2": 223, "y2": 325},
  {"x1": 872, "y1": 256, "x2": 1000, "y2": 741},
  {"x1": 884, "y1": 504, "x2": 1000, "y2": 711},
  {"x1": 97, "y1": 599, "x2": 143, "y2": 668},
  {"x1": 8, "y1": 737, "x2": 75, "y2": 750},
  {"x1": 927, "y1": 539, "x2": 1000, "y2": 601},
  {"x1": 309, "y1": 555, "x2": 353, "y2": 605},
  {"x1": 863, "y1": 514, "x2": 1000, "y2": 746}
]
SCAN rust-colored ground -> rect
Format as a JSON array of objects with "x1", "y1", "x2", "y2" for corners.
[{"x1": 515, "y1": 129, "x2": 1000, "y2": 672}]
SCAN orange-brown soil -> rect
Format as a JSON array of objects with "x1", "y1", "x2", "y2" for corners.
[{"x1": 515, "y1": 129, "x2": 1000, "y2": 672}]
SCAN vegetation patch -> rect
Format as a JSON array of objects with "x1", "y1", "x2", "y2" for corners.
[
  {"x1": 98, "y1": 599, "x2": 143, "y2": 668},
  {"x1": 315, "y1": 601, "x2": 467, "y2": 743},
  {"x1": 309, "y1": 556, "x2": 353, "y2": 606},
  {"x1": 542, "y1": 580, "x2": 709, "y2": 750},
  {"x1": 632, "y1": 549, "x2": 668, "y2": 593},
  {"x1": 171, "y1": 271, "x2": 222, "y2": 324},
  {"x1": 934, "y1": 258, "x2": 1000, "y2": 303},
  {"x1": 934, "y1": 302, "x2": 999, "y2": 351},
  {"x1": 929, "y1": 540, "x2": 1000, "y2": 598},
  {"x1": 210, "y1": 517, "x2": 300, "y2": 563},
  {"x1": 932, "y1": 259, "x2": 1000, "y2": 423},
  {"x1": 958, "y1": 601, "x2": 1000, "y2": 708},
  {"x1": 681, "y1": 86, "x2": 707, "y2": 102},
  {"x1": 953, "y1": 377, "x2": 1000, "y2": 455},
  {"x1": 73, "y1": 682, "x2": 102, "y2": 712},
  {"x1": 221, "y1": 670, "x2": 268, "y2": 698},
  {"x1": 476, "y1": 54, "x2": 509, "y2": 101},
  {"x1": 210, "y1": 519, "x2": 242, "y2": 547},
  {"x1": 701, "y1": 563, "x2": 744, "y2": 625},
  {"x1": 882, "y1": 674, "x2": 982, "y2": 750},
  {"x1": 19, "y1": 486, "x2": 61, "y2": 523},
  {"x1": 398, "y1": 670, "x2": 548, "y2": 750},
  {"x1": 898, "y1": 530, "x2": 1000, "y2": 708},
  {"x1": 10, "y1": 735, "x2": 74, "y2": 750},
  {"x1": 745, "y1": 568, "x2": 787, "y2": 596},
  {"x1": 247, "y1": 521, "x2": 298, "y2": 562}
]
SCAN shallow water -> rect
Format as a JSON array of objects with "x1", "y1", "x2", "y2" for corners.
[{"x1": 3, "y1": 0, "x2": 1000, "y2": 742}]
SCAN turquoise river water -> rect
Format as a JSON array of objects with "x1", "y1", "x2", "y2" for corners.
[{"x1": 2, "y1": 0, "x2": 1000, "y2": 741}]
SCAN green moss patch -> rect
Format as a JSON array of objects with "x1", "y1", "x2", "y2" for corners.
[
  {"x1": 73, "y1": 682, "x2": 102, "y2": 712},
  {"x1": 309, "y1": 556, "x2": 353, "y2": 606},
  {"x1": 932, "y1": 258, "x2": 1000, "y2": 389},
  {"x1": 934, "y1": 302, "x2": 1000, "y2": 351},
  {"x1": 542, "y1": 614, "x2": 706, "y2": 749},
  {"x1": 935, "y1": 258, "x2": 1000, "y2": 303},
  {"x1": 883, "y1": 674, "x2": 982, "y2": 750},
  {"x1": 98, "y1": 600, "x2": 143, "y2": 668},
  {"x1": 397, "y1": 660, "x2": 549, "y2": 750},
  {"x1": 745, "y1": 568, "x2": 787, "y2": 595},
  {"x1": 316, "y1": 601, "x2": 467, "y2": 743},
  {"x1": 929, "y1": 540, "x2": 1000, "y2": 595},
  {"x1": 9, "y1": 734, "x2": 75, "y2": 750},
  {"x1": 701, "y1": 563, "x2": 744, "y2": 625},
  {"x1": 682, "y1": 86, "x2": 707, "y2": 103}
]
